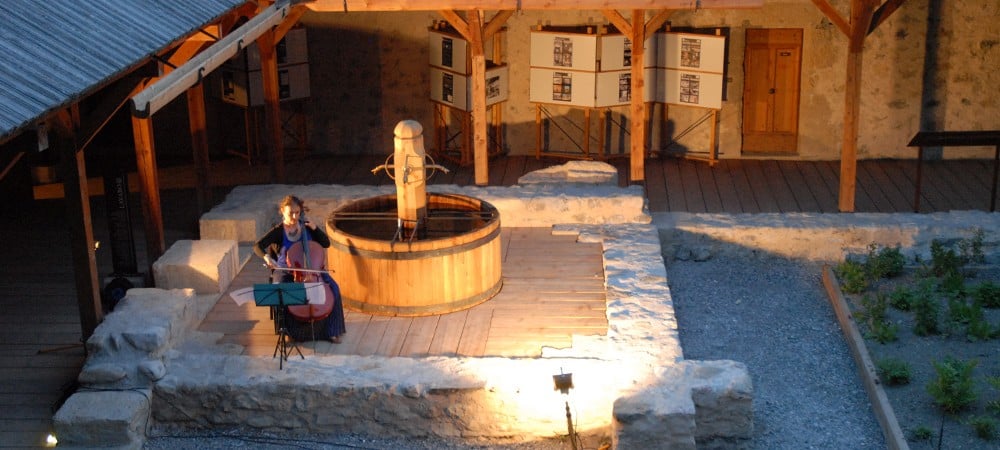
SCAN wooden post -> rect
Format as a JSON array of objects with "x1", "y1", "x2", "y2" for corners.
[
  {"x1": 536, "y1": 104, "x2": 543, "y2": 158},
  {"x1": 837, "y1": 0, "x2": 878, "y2": 212},
  {"x1": 54, "y1": 107, "x2": 104, "y2": 341},
  {"x1": 468, "y1": 11, "x2": 488, "y2": 185},
  {"x1": 131, "y1": 113, "x2": 165, "y2": 270},
  {"x1": 629, "y1": 9, "x2": 647, "y2": 184},
  {"x1": 258, "y1": 30, "x2": 286, "y2": 183},
  {"x1": 393, "y1": 120, "x2": 428, "y2": 237},
  {"x1": 187, "y1": 82, "x2": 211, "y2": 214}
]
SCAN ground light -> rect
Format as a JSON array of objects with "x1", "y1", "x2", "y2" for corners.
[
  {"x1": 45, "y1": 433, "x2": 57, "y2": 447},
  {"x1": 553, "y1": 370, "x2": 579, "y2": 450}
]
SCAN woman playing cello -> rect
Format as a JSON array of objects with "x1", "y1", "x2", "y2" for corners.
[{"x1": 253, "y1": 195, "x2": 346, "y2": 343}]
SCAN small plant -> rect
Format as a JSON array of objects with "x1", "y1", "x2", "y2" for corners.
[
  {"x1": 835, "y1": 259, "x2": 869, "y2": 294},
  {"x1": 987, "y1": 376, "x2": 1000, "y2": 415},
  {"x1": 929, "y1": 239, "x2": 965, "y2": 278},
  {"x1": 910, "y1": 425, "x2": 934, "y2": 441},
  {"x1": 958, "y1": 228, "x2": 986, "y2": 266},
  {"x1": 926, "y1": 357, "x2": 979, "y2": 414},
  {"x1": 939, "y1": 270, "x2": 967, "y2": 298},
  {"x1": 968, "y1": 415, "x2": 997, "y2": 440},
  {"x1": 888, "y1": 285, "x2": 915, "y2": 311},
  {"x1": 865, "y1": 243, "x2": 906, "y2": 279},
  {"x1": 857, "y1": 293, "x2": 898, "y2": 343},
  {"x1": 912, "y1": 295, "x2": 940, "y2": 336},
  {"x1": 876, "y1": 357, "x2": 911, "y2": 386},
  {"x1": 947, "y1": 297, "x2": 983, "y2": 326},
  {"x1": 970, "y1": 281, "x2": 1000, "y2": 308},
  {"x1": 966, "y1": 317, "x2": 994, "y2": 342}
]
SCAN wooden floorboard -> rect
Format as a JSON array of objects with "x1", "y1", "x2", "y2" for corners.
[{"x1": 211, "y1": 227, "x2": 607, "y2": 359}]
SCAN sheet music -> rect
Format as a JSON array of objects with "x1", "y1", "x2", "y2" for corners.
[{"x1": 229, "y1": 282, "x2": 327, "y2": 306}]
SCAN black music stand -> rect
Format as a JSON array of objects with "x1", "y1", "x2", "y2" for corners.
[{"x1": 254, "y1": 283, "x2": 308, "y2": 369}]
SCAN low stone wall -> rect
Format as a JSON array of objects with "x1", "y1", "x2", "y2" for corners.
[{"x1": 656, "y1": 211, "x2": 1000, "y2": 263}]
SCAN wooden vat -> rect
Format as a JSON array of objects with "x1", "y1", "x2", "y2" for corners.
[{"x1": 327, "y1": 193, "x2": 502, "y2": 316}]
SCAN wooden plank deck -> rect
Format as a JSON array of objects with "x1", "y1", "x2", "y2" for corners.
[
  {"x1": 206, "y1": 227, "x2": 607, "y2": 358},
  {"x1": 3, "y1": 154, "x2": 996, "y2": 448}
]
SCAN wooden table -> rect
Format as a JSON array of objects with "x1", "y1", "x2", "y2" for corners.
[{"x1": 907, "y1": 130, "x2": 1000, "y2": 212}]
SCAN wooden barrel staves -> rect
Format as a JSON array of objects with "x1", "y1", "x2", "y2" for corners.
[{"x1": 326, "y1": 193, "x2": 502, "y2": 316}]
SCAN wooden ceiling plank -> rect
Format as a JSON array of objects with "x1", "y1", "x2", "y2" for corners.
[{"x1": 811, "y1": 0, "x2": 850, "y2": 36}]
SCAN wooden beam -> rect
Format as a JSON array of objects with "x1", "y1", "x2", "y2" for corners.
[
  {"x1": 187, "y1": 82, "x2": 212, "y2": 214},
  {"x1": 601, "y1": 9, "x2": 632, "y2": 36},
  {"x1": 468, "y1": 11, "x2": 489, "y2": 185},
  {"x1": 310, "y1": 0, "x2": 765, "y2": 12},
  {"x1": 868, "y1": 0, "x2": 907, "y2": 35},
  {"x1": 483, "y1": 10, "x2": 514, "y2": 40},
  {"x1": 644, "y1": 9, "x2": 674, "y2": 37},
  {"x1": 53, "y1": 107, "x2": 103, "y2": 341},
  {"x1": 274, "y1": 4, "x2": 309, "y2": 41},
  {"x1": 438, "y1": 10, "x2": 470, "y2": 40},
  {"x1": 258, "y1": 30, "x2": 286, "y2": 183},
  {"x1": 810, "y1": 0, "x2": 851, "y2": 36},
  {"x1": 629, "y1": 9, "x2": 646, "y2": 184},
  {"x1": 131, "y1": 104, "x2": 166, "y2": 268}
]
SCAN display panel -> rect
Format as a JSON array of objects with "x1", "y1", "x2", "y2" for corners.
[
  {"x1": 430, "y1": 65, "x2": 509, "y2": 111},
  {"x1": 662, "y1": 69, "x2": 723, "y2": 110},
  {"x1": 429, "y1": 29, "x2": 469, "y2": 74},
  {"x1": 529, "y1": 31, "x2": 599, "y2": 72}
]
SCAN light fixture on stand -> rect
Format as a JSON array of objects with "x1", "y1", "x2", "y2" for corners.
[{"x1": 552, "y1": 370, "x2": 578, "y2": 450}]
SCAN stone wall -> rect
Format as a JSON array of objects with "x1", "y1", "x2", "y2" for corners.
[{"x1": 287, "y1": 1, "x2": 999, "y2": 161}]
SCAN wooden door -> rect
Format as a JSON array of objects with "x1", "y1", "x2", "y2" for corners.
[{"x1": 742, "y1": 28, "x2": 802, "y2": 154}]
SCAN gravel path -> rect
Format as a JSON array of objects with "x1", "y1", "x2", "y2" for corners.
[
  {"x1": 145, "y1": 253, "x2": 886, "y2": 450},
  {"x1": 666, "y1": 254, "x2": 885, "y2": 450}
]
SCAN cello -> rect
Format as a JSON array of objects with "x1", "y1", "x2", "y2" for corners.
[{"x1": 282, "y1": 239, "x2": 337, "y2": 341}]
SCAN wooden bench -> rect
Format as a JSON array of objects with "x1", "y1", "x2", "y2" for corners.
[{"x1": 907, "y1": 130, "x2": 1000, "y2": 212}]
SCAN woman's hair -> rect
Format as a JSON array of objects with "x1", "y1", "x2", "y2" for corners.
[{"x1": 279, "y1": 195, "x2": 305, "y2": 210}]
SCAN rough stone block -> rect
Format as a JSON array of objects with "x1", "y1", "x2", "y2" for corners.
[
  {"x1": 518, "y1": 160, "x2": 619, "y2": 185},
  {"x1": 152, "y1": 240, "x2": 238, "y2": 294},
  {"x1": 199, "y1": 208, "x2": 274, "y2": 244},
  {"x1": 613, "y1": 384, "x2": 697, "y2": 450},
  {"x1": 52, "y1": 390, "x2": 150, "y2": 449}
]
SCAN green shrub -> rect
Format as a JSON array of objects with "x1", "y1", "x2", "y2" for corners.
[
  {"x1": 969, "y1": 415, "x2": 997, "y2": 440},
  {"x1": 939, "y1": 270, "x2": 967, "y2": 298},
  {"x1": 868, "y1": 320, "x2": 899, "y2": 344},
  {"x1": 948, "y1": 297, "x2": 983, "y2": 325},
  {"x1": 888, "y1": 285, "x2": 915, "y2": 311},
  {"x1": 835, "y1": 259, "x2": 869, "y2": 294},
  {"x1": 926, "y1": 357, "x2": 979, "y2": 414},
  {"x1": 966, "y1": 317, "x2": 995, "y2": 342},
  {"x1": 866, "y1": 243, "x2": 906, "y2": 279},
  {"x1": 910, "y1": 425, "x2": 933, "y2": 441},
  {"x1": 970, "y1": 281, "x2": 1000, "y2": 308},
  {"x1": 912, "y1": 295, "x2": 940, "y2": 336},
  {"x1": 987, "y1": 376, "x2": 1000, "y2": 416},
  {"x1": 958, "y1": 228, "x2": 986, "y2": 265},
  {"x1": 930, "y1": 239, "x2": 964, "y2": 278},
  {"x1": 876, "y1": 358, "x2": 911, "y2": 386}
]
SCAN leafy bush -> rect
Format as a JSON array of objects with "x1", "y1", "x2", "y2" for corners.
[
  {"x1": 968, "y1": 416, "x2": 997, "y2": 441},
  {"x1": 929, "y1": 239, "x2": 964, "y2": 278},
  {"x1": 966, "y1": 317, "x2": 996, "y2": 342},
  {"x1": 912, "y1": 295, "x2": 940, "y2": 336},
  {"x1": 835, "y1": 259, "x2": 869, "y2": 294},
  {"x1": 910, "y1": 426, "x2": 933, "y2": 441},
  {"x1": 970, "y1": 281, "x2": 1000, "y2": 308},
  {"x1": 866, "y1": 243, "x2": 906, "y2": 279},
  {"x1": 876, "y1": 358, "x2": 911, "y2": 386},
  {"x1": 947, "y1": 297, "x2": 983, "y2": 326},
  {"x1": 926, "y1": 357, "x2": 979, "y2": 414},
  {"x1": 888, "y1": 285, "x2": 914, "y2": 311}
]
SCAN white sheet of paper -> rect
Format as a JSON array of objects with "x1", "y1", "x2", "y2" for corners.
[{"x1": 228, "y1": 282, "x2": 326, "y2": 306}]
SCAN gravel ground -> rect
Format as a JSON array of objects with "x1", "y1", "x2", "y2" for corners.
[
  {"x1": 145, "y1": 253, "x2": 886, "y2": 450},
  {"x1": 666, "y1": 253, "x2": 885, "y2": 450}
]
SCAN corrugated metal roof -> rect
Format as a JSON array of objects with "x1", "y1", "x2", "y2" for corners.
[{"x1": 0, "y1": 0, "x2": 245, "y2": 143}]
